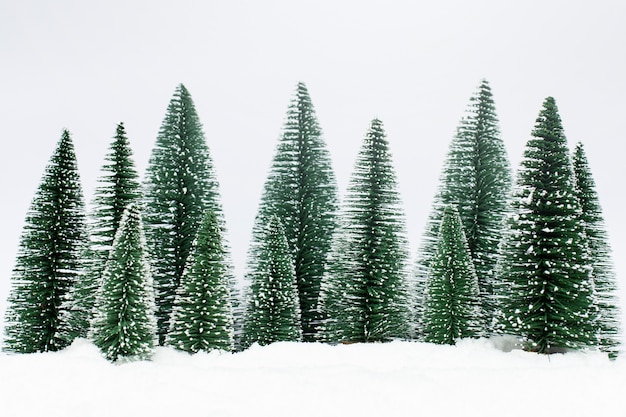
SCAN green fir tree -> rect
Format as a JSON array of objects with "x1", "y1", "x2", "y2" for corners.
[
  {"x1": 167, "y1": 209, "x2": 234, "y2": 353},
  {"x1": 4, "y1": 130, "x2": 87, "y2": 353},
  {"x1": 320, "y1": 119, "x2": 410, "y2": 343},
  {"x1": 243, "y1": 216, "x2": 302, "y2": 347},
  {"x1": 248, "y1": 82, "x2": 338, "y2": 341},
  {"x1": 416, "y1": 80, "x2": 511, "y2": 335},
  {"x1": 91, "y1": 204, "x2": 156, "y2": 362},
  {"x1": 572, "y1": 142, "x2": 620, "y2": 357},
  {"x1": 495, "y1": 97, "x2": 597, "y2": 353},
  {"x1": 423, "y1": 206, "x2": 482, "y2": 345},
  {"x1": 316, "y1": 218, "x2": 352, "y2": 343},
  {"x1": 61, "y1": 122, "x2": 142, "y2": 343},
  {"x1": 143, "y1": 84, "x2": 233, "y2": 345}
]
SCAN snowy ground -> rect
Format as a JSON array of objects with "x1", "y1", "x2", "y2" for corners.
[{"x1": 1, "y1": 339, "x2": 624, "y2": 417}]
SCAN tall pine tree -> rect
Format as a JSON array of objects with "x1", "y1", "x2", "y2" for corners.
[
  {"x1": 91, "y1": 203, "x2": 156, "y2": 362},
  {"x1": 248, "y1": 82, "x2": 338, "y2": 341},
  {"x1": 167, "y1": 209, "x2": 234, "y2": 353},
  {"x1": 416, "y1": 80, "x2": 511, "y2": 335},
  {"x1": 60, "y1": 122, "x2": 142, "y2": 343},
  {"x1": 143, "y1": 84, "x2": 233, "y2": 345},
  {"x1": 495, "y1": 97, "x2": 597, "y2": 353},
  {"x1": 4, "y1": 130, "x2": 87, "y2": 353},
  {"x1": 243, "y1": 216, "x2": 302, "y2": 347},
  {"x1": 572, "y1": 142, "x2": 620, "y2": 357},
  {"x1": 319, "y1": 119, "x2": 410, "y2": 343},
  {"x1": 422, "y1": 206, "x2": 482, "y2": 345}
]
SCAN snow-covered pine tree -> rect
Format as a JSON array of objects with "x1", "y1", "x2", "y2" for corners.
[
  {"x1": 91, "y1": 203, "x2": 156, "y2": 362},
  {"x1": 167, "y1": 209, "x2": 234, "y2": 353},
  {"x1": 248, "y1": 82, "x2": 338, "y2": 342},
  {"x1": 572, "y1": 142, "x2": 620, "y2": 357},
  {"x1": 143, "y1": 84, "x2": 235, "y2": 345},
  {"x1": 416, "y1": 80, "x2": 511, "y2": 335},
  {"x1": 316, "y1": 218, "x2": 352, "y2": 343},
  {"x1": 495, "y1": 97, "x2": 597, "y2": 353},
  {"x1": 60, "y1": 122, "x2": 142, "y2": 343},
  {"x1": 320, "y1": 119, "x2": 410, "y2": 343},
  {"x1": 423, "y1": 206, "x2": 482, "y2": 345},
  {"x1": 242, "y1": 216, "x2": 302, "y2": 347},
  {"x1": 4, "y1": 130, "x2": 87, "y2": 353}
]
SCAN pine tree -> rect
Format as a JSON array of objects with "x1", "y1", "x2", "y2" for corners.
[
  {"x1": 495, "y1": 97, "x2": 597, "y2": 353},
  {"x1": 243, "y1": 216, "x2": 302, "y2": 347},
  {"x1": 423, "y1": 206, "x2": 482, "y2": 345},
  {"x1": 4, "y1": 130, "x2": 87, "y2": 353},
  {"x1": 167, "y1": 209, "x2": 234, "y2": 353},
  {"x1": 416, "y1": 80, "x2": 511, "y2": 335},
  {"x1": 143, "y1": 84, "x2": 233, "y2": 345},
  {"x1": 316, "y1": 219, "x2": 353, "y2": 343},
  {"x1": 572, "y1": 142, "x2": 620, "y2": 357},
  {"x1": 248, "y1": 82, "x2": 338, "y2": 342},
  {"x1": 91, "y1": 204, "x2": 156, "y2": 362},
  {"x1": 320, "y1": 119, "x2": 410, "y2": 343},
  {"x1": 60, "y1": 122, "x2": 142, "y2": 343}
]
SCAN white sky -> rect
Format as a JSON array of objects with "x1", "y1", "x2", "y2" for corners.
[{"x1": 1, "y1": 0, "x2": 625, "y2": 320}]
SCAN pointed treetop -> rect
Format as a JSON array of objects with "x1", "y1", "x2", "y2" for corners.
[
  {"x1": 54, "y1": 129, "x2": 77, "y2": 158},
  {"x1": 532, "y1": 97, "x2": 565, "y2": 141}
]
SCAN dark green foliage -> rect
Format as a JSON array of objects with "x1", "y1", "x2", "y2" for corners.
[
  {"x1": 416, "y1": 80, "x2": 511, "y2": 335},
  {"x1": 243, "y1": 217, "x2": 302, "y2": 347},
  {"x1": 167, "y1": 209, "x2": 234, "y2": 353},
  {"x1": 495, "y1": 97, "x2": 597, "y2": 353},
  {"x1": 91, "y1": 204, "x2": 156, "y2": 362},
  {"x1": 320, "y1": 119, "x2": 410, "y2": 343},
  {"x1": 248, "y1": 82, "x2": 338, "y2": 341},
  {"x1": 423, "y1": 206, "x2": 482, "y2": 345},
  {"x1": 144, "y1": 84, "x2": 230, "y2": 345},
  {"x1": 316, "y1": 219, "x2": 352, "y2": 343},
  {"x1": 572, "y1": 142, "x2": 620, "y2": 357},
  {"x1": 61, "y1": 122, "x2": 141, "y2": 343},
  {"x1": 4, "y1": 130, "x2": 87, "y2": 353}
]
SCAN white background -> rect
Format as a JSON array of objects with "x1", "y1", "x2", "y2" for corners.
[{"x1": 1, "y1": 0, "x2": 625, "y2": 325}]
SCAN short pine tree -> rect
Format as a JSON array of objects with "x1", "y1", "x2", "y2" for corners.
[
  {"x1": 144, "y1": 84, "x2": 233, "y2": 345},
  {"x1": 416, "y1": 80, "x2": 511, "y2": 335},
  {"x1": 316, "y1": 219, "x2": 353, "y2": 343},
  {"x1": 423, "y1": 206, "x2": 482, "y2": 345},
  {"x1": 248, "y1": 82, "x2": 338, "y2": 341},
  {"x1": 91, "y1": 204, "x2": 156, "y2": 362},
  {"x1": 495, "y1": 97, "x2": 597, "y2": 353},
  {"x1": 320, "y1": 119, "x2": 410, "y2": 343},
  {"x1": 4, "y1": 130, "x2": 87, "y2": 353},
  {"x1": 61, "y1": 122, "x2": 142, "y2": 343},
  {"x1": 167, "y1": 209, "x2": 234, "y2": 353},
  {"x1": 572, "y1": 142, "x2": 620, "y2": 357},
  {"x1": 243, "y1": 217, "x2": 302, "y2": 347}
]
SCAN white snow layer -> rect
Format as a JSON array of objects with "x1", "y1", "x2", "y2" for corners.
[{"x1": 1, "y1": 338, "x2": 625, "y2": 416}]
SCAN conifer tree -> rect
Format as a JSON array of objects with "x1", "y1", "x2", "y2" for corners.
[
  {"x1": 167, "y1": 209, "x2": 234, "y2": 353},
  {"x1": 144, "y1": 84, "x2": 233, "y2": 345},
  {"x1": 4, "y1": 130, "x2": 87, "y2": 353},
  {"x1": 91, "y1": 204, "x2": 156, "y2": 362},
  {"x1": 572, "y1": 142, "x2": 620, "y2": 357},
  {"x1": 320, "y1": 119, "x2": 410, "y2": 343},
  {"x1": 60, "y1": 122, "x2": 141, "y2": 343},
  {"x1": 416, "y1": 80, "x2": 511, "y2": 334},
  {"x1": 243, "y1": 217, "x2": 302, "y2": 347},
  {"x1": 423, "y1": 206, "x2": 482, "y2": 345},
  {"x1": 248, "y1": 82, "x2": 338, "y2": 342},
  {"x1": 316, "y1": 219, "x2": 352, "y2": 343},
  {"x1": 495, "y1": 97, "x2": 597, "y2": 353}
]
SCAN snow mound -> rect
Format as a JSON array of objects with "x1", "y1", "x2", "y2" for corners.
[{"x1": 0, "y1": 339, "x2": 624, "y2": 416}]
